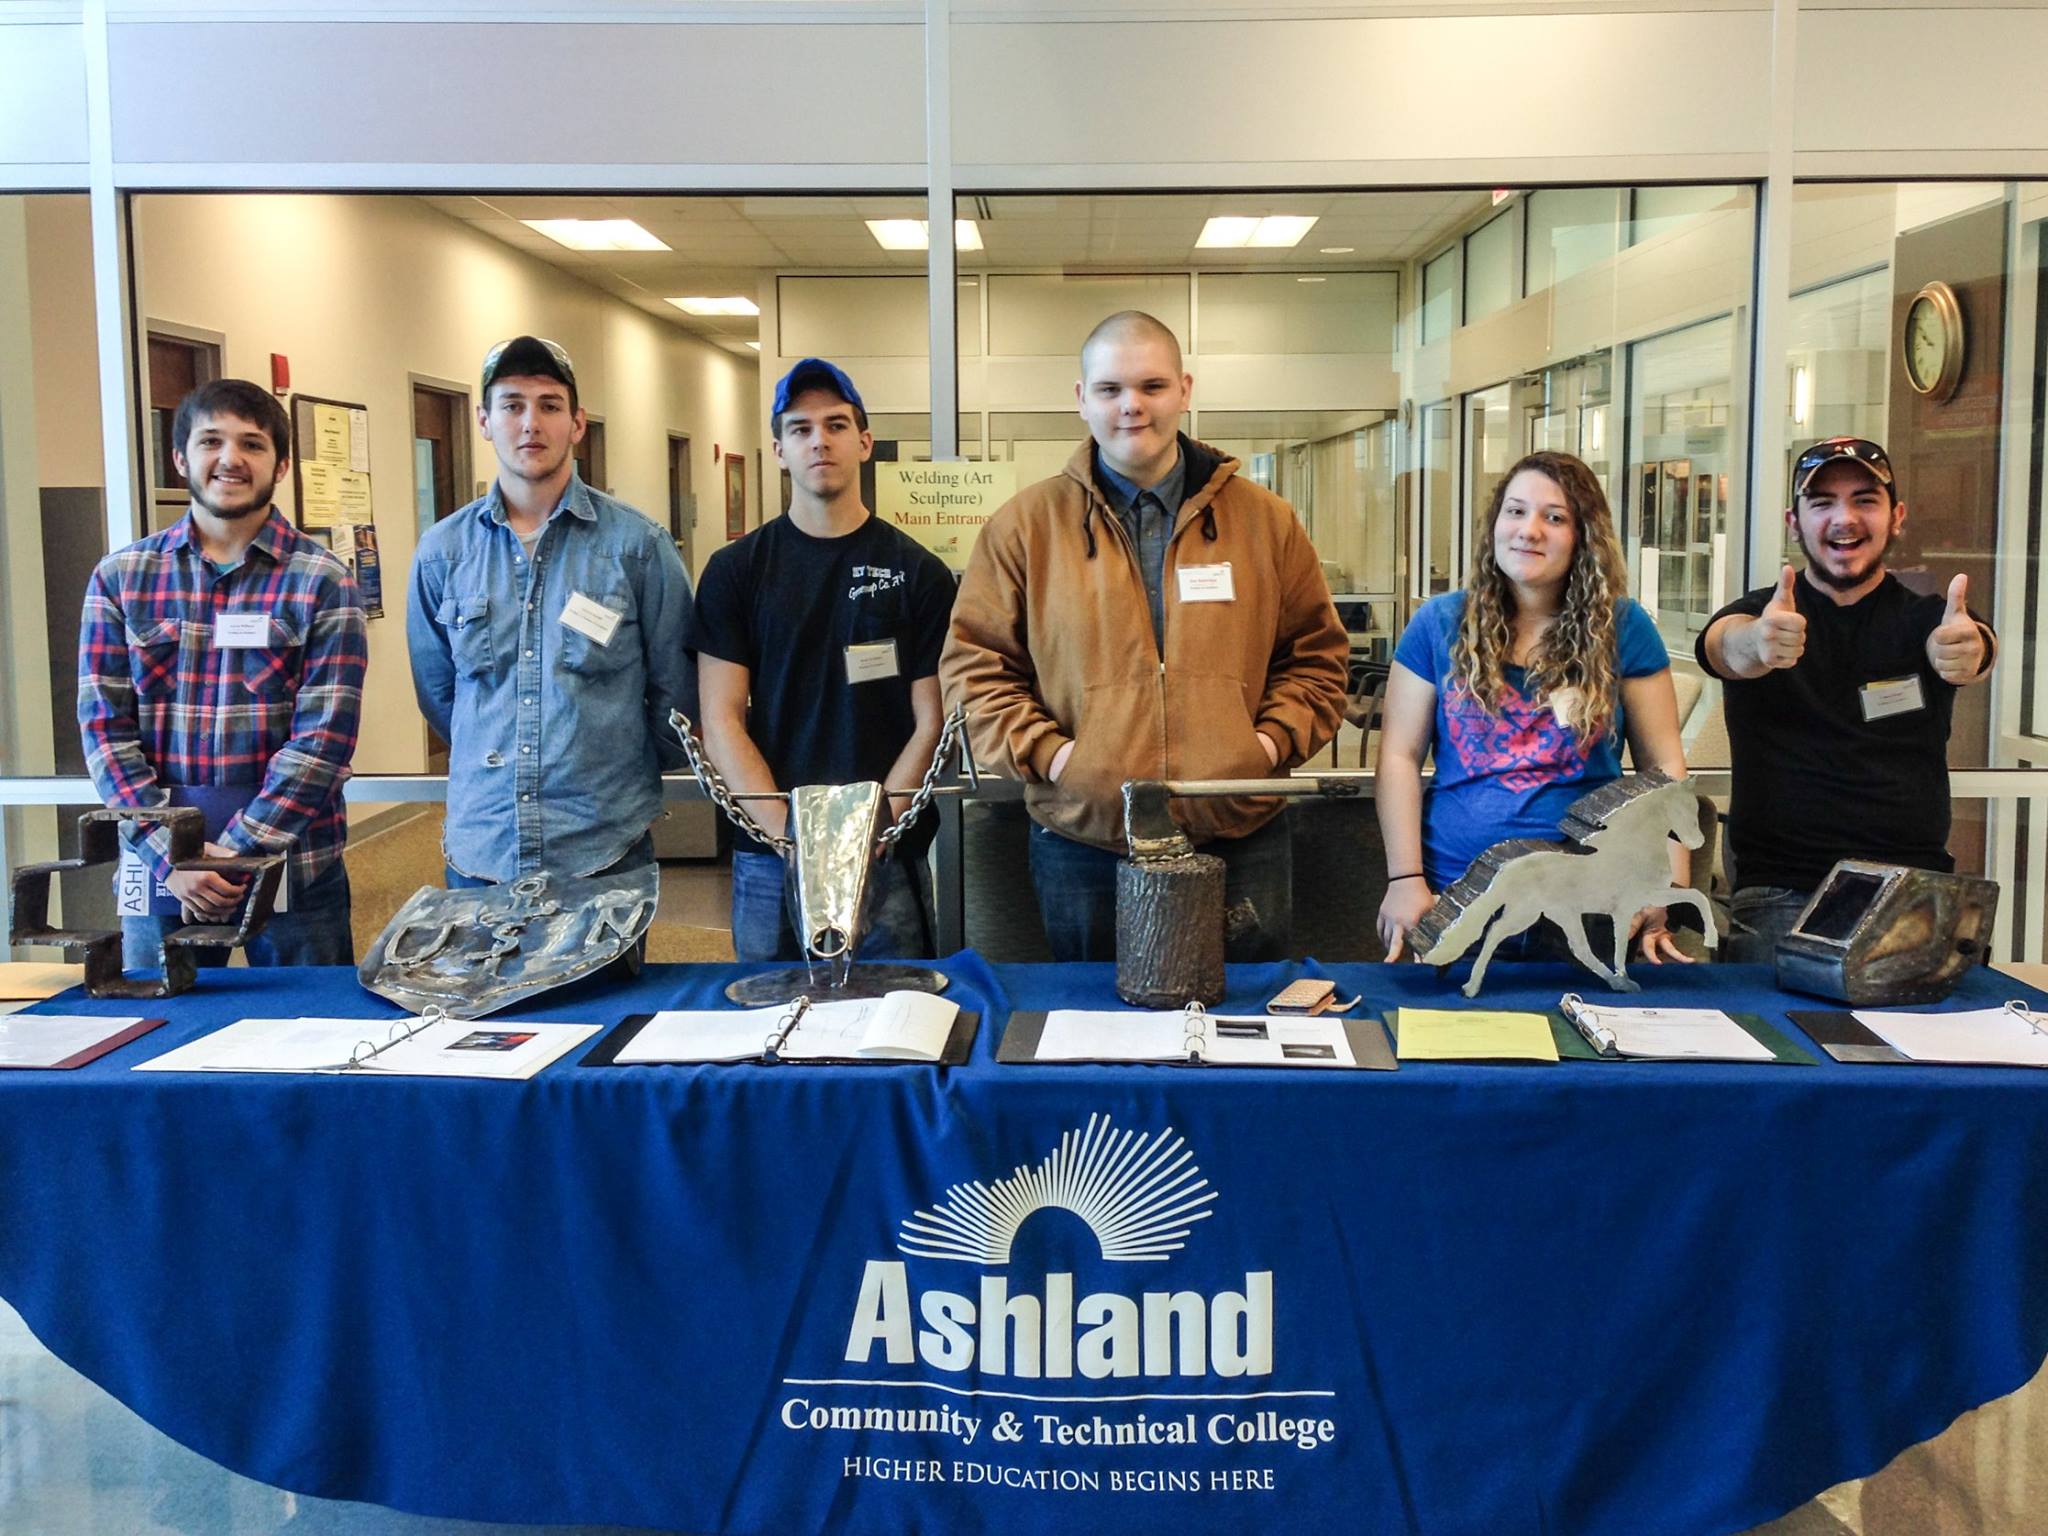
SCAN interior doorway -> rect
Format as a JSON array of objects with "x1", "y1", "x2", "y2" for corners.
[{"x1": 667, "y1": 432, "x2": 694, "y2": 570}]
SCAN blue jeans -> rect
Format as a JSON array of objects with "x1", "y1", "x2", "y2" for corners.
[
  {"x1": 1028, "y1": 813, "x2": 1294, "y2": 964},
  {"x1": 122, "y1": 856, "x2": 355, "y2": 970},
  {"x1": 730, "y1": 848, "x2": 935, "y2": 963},
  {"x1": 445, "y1": 832, "x2": 656, "y2": 890},
  {"x1": 1725, "y1": 885, "x2": 1811, "y2": 964}
]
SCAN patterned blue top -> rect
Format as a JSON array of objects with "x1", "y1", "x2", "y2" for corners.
[{"x1": 1392, "y1": 591, "x2": 1669, "y2": 889}]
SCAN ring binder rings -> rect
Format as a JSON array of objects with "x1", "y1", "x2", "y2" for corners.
[
  {"x1": 1559, "y1": 994, "x2": 1616, "y2": 1057},
  {"x1": 762, "y1": 997, "x2": 813, "y2": 1063},
  {"x1": 1181, "y1": 1001, "x2": 1207, "y2": 1063},
  {"x1": 348, "y1": 1005, "x2": 447, "y2": 1071}
]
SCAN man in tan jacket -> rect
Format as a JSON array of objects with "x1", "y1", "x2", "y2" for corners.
[{"x1": 941, "y1": 310, "x2": 1348, "y2": 961}]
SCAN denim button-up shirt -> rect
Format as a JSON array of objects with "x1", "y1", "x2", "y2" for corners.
[{"x1": 408, "y1": 476, "x2": 695, "y2": 882}]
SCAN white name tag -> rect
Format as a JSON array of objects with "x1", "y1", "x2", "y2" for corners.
[
  {"x1": 214, "y1": 612, "x2": 272, "y2": 648},
  {"x1": 560, "y1": 592, "x2": 623, "y2": 647},
  {"x1": 1860, "y1": 675, "x2": 1927, "y2": 722},
  {"x1": 1177, "y1": 563, "x2": 1235, "y2": 603},
  {"x1": 845, "y1": 639, "x2": 901, "y2": 684}
]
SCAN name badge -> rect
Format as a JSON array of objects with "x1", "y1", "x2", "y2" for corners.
[
  {"x1": 115, "y1": 848, "x2": 288, "y2": 915},
  {"x1": 560, "y1": 592, "x2": 623, "y2": 647},
  {"x1": 214, "y1": 612, "x2": 272, "y2": 648},
  {"x1": 1177, "y1": 563, "x2": 1235, "y2": 603},
  {"x1": 845, "y1": 639, "x2": 901, "y2": 684},
  {"x1": 1860, "y1": 675, "x2": 1926, "y2": 722}
]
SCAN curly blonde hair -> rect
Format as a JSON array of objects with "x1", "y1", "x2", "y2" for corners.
[{"x1": 1449, "y1": 450, "x2": 1631, "y2": 742}]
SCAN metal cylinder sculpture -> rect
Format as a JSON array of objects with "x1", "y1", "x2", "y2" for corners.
[{"x1": 1114, "y1": 781, "x2": 1226, "y2": 1007}]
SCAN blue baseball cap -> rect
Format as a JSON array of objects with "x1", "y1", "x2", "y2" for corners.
[{"x1": 772, "y1": 358, "x2": 865, "y2": 417}]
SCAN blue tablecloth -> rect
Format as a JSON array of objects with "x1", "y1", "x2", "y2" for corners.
[{"x1": 4, "y1": 953, "x2": 2046, "y2": 1536}]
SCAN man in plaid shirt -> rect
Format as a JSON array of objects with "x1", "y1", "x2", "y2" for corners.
[{"x1": 78, "y1": 378, "x2": 367, "y2": 968}]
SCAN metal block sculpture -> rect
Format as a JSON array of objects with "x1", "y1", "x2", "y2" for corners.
[
  {"x1": 1407, "y1": 769, "x2": 1719, "y2": 997},
  {"x1": 1116, "y1": 780, "x2": 1226, "y2": 1007},
  {"x1": 670, "y1": 706, "x2": 970, "y2": 1006},
  {"x1": 9, "y1": 806, "x2": 285, "y2": 999},
  {"x1": 1774, "y1": 859, "x2": 1998, "y2": 1006},
  {"x1": 359, "y1": 864, "x2": 659, "y2": 1018}
]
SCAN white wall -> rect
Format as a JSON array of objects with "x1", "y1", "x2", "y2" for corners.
[{"x1": 129, "y1": 194, "x2": 759, "y2": 773}]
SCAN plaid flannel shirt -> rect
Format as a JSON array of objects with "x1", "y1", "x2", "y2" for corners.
[{"x1": 77, "y1": 508, "x2": 367, "y2": 888}]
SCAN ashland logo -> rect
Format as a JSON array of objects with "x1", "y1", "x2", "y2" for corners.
[{"x1": 846, "y1": 1114, "x2": 1273, "y2": 1379}]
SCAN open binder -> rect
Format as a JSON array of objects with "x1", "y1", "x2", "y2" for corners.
[
  {"x1": 1557, "y1": 994, "x2": 1812, "y2": 1064},
  {"x1": 587, "y1": 992, "x2": 980, "y2": 1067},
  {"x1": 1792, "y1": 999, "x2": 2048, "y2": 1066},
  {"x1": 998, "y1": 1001, "x2": 1396, "y2": 1070}
]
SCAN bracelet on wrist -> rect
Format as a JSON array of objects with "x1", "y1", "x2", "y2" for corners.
[{"x1": 1387, "y1": 872, "x2": 1424, "y2": 882}]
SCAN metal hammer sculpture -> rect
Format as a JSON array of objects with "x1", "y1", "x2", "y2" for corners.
[{"x1": 9, "y1": 806, "x2": 285, "y2": 998}]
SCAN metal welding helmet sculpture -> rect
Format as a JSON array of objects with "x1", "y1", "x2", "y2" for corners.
[
  {"x1": 358, "y1": 864, "x2": 659, "y2": 1018},
  {"x1": 668, "y1": 706, "x2": 968, "y2": 1005},
  {"x1": 9, "y1": 806, "x2": 285, "y2": 999},
  {"x1": 1407, "y1": 769, "x2": 1720, "y2": 997},
  {"x1": 1774, "y1": 860, "x2": 1998, "y2": 1005}
]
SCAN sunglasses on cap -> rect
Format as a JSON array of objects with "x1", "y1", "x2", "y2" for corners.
[
  {"x1": 481, "y1": 335, "x2": 576, "y2": 388},
  {"x1": 1792, "y1": 437, "x2": 1893, "y2": 499}
]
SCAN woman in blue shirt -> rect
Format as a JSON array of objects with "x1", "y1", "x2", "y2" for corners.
[{"x1": 1375, "y1": 451, "x2": 1693, "y2": 963}]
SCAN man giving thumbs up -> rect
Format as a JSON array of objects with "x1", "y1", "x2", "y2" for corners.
[{"x1": 1697, "y1": 437, "x2": 1995, "y2": 961}]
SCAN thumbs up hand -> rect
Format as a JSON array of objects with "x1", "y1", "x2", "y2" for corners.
[
  {"x1": 1927, "y1": 573, "x2": 1987, "y2": 683},
  {"x1": 1750, "y1": 564, "x2": 1807, "y2": 670}
]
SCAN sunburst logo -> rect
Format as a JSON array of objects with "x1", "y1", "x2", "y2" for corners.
[{"x1": 895, "y1": 1113, "x2": 1217, "y2": 1265}]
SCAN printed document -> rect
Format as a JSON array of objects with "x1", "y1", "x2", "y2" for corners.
[
  {"x1": 1565, "y1": 1002, "x2": 1775, "y2": 1061},
  {"x1": 619, "y1": 991, "x2": 959, "y2": 1064},
  {"x1": 1852, "y1": 1006, "x2": 2048, "y2": 1067},
  {"x1": 135, "y1": 1016, "x2": 597, "y2": 1079}
]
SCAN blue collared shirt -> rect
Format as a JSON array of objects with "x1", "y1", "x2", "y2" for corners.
[
  {"x1": 1094, "y1": 447, "x2": 1186, "y2": 649},
  {"x1": 407, "y1": 475, "x2": 696, "y2": 882}
]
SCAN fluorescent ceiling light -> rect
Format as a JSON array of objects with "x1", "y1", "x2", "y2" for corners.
[
  {"x1": 1319, "y1": 246, "x2": 1356, "y2": 254},
  {"x1": 1196, "y1": 215, "x2": 1318, "y2": 249},
  {"x1": 865, "y1": 219, "x2": 985, "y2": 252},
  {"x1": 746, "y1": 341, "x2": 761, "y2": 351},
  {"x1": 522, "y1": 218, "x2": 669, "y2": 252},
  {"x1": 1296, "y1": 276, "x2": 1326, "y2": 283},
  {"x1": 665, "y1": 296, "x2": 760, "y2": 316}
]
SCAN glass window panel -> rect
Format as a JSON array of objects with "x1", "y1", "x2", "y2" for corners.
[
  {"x1": 1197, "y1": 272, "x2": 1396, "y2": 356},
  {"x1": 1627, "y1": 316, "x2": 1739, "y2": 646},
  {"x1": 986, "y1": 273, "x2": 1189, "y2": 357},
  {"x1": 1526, "y1": 188, "x2": 1620, "y2": 295},
  {"x1": 1463, "y1": 212, "x2": 1514, "y2": 324},
  {"x1": 1630, "y1": 185, "x2": 1743, "y2": 246},
  {"x1": 1422, "y1": 249, "x2": 1457, "y2": 344}
]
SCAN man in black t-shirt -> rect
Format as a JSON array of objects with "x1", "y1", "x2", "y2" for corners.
[
  {"x1": 1696, "y1": 436, "x2": 1996, "y2": 961},
  {"x1": 687, "y1": 359, "x2": 956, "y2": 960}
]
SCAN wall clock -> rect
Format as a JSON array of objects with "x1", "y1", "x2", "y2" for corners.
[{"x1": 1903, "y1": 280, "x2": 1966, "y2": 402}]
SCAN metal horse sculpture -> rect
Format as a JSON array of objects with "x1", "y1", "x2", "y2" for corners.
[{"x1": 1407, "y1": 770, "x2": 1719, "y2": 996}]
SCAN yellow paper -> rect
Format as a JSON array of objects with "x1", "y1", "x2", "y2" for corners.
[
  {"x1": 1395, "y1": 1008, "x2": 1559, "y2": 1062},
  {"x1": 299, "y1": 461, "x2": 342, "y2": 527},
  {"x1": 336, "y1": 468, "x2": 372, "y2": 520},
  {"x1": 312, "y1": 403, "x2": 349, "y2": 464}
]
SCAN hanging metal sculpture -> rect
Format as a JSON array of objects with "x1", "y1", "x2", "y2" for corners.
[
  {"x1": 1407, "y1": 769, "x2": 1720, "y2": 997},
  {"x1": 358, "y1": 864, "x2": 659, "y2": 1018},
  {"x1": 8, "y1": 806, "x2": 285, "y2": 999},
  {"x1": 669, "y1": 706, "x2": 971, "y2": 1005}
]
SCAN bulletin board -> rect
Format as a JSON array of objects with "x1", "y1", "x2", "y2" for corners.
[{"x1": 290, "y1": 393, "x2": 385, "y2": 618}]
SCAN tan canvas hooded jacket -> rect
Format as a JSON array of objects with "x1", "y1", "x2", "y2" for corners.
[{"x1": 940, "y1": 437, "x2": 1349, "y2": 852}]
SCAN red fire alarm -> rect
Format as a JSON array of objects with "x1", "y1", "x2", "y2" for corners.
[{"x1": 270, "y1": 354, "x2": 290, "y2": 394}]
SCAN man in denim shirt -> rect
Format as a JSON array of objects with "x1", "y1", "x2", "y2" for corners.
[{"x1": 408, "y1": 336, "x2": 694, "y2": 885}]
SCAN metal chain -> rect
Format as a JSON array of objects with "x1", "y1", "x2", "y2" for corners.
[
  {"x1": 668, "y1": 703, "x2": 965, "y2": 858},
  {"x1": 874, "y1": 705, "x2": 966, "y2": 853},
  {"x1": 668, "y1": 710, "x2": 794, "y2": 856}
]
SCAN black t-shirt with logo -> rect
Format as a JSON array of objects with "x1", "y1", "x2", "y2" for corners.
[
  {"x1": 687, "y1": 512, "x2": 957, "y2": 858},
  {"x1": 1696, "y1": 571, "x2": 1988, "y2": 893}
]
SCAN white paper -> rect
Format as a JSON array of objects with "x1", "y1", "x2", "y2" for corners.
[
  {"x1": 347, "y1": 408, "x2": 371, "y2": 472},
  {"x1": 1176, "y1": 563, "x2": 1236, "y2": 603},
  {"x1": 560, "y1": 592, "x2": 623, "y2": 646},
  {"x1": 135, "y1": 1016, "x2": 596, "y2": 1079},
  {"x1": 1037, "y1": 1009, "x2": 1198, "y2": 1062},
  {"x1": 844, "y1": 639, "x2": 901, "y2": 684},
  {"x1": 621, "y1": 992, "x2": 958, "y2": 1064},
  {"x1": 1035, "y1": 1010, "x2": 1353, "y2": 1067},
  {"x1": 1853, "y1": 1006, "x2": 2048, "y2": 1067},
  {"x1": 1567, "y1": 1002, "x2": 1775, "y2": 1061},
  {"x1": 616, "y1": 1004, "x2": 795, "y2": 1064},
  {"x1": 0, "y1": 1015, "x2": 147, "y2": 1068},
  {"x1": 213, "y1": 612, "x2": 272, "y2": 648}
]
